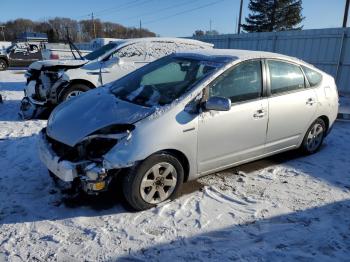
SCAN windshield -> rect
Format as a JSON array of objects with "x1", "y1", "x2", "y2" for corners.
[
  {"x1": 110, "y1": 55, "x2": 223, "y2": 107},
  {"x1": 84, "y1": 42, "x2": 118, "y2": 61}
]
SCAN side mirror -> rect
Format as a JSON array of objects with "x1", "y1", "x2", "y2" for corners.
[{"x1": 204, "y1": 96, "x2": 231, "y2": 111}]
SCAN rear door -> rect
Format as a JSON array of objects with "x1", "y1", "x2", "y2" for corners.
[{"x1": 265, "y1": 59, "x2": 317, "y2": 153}]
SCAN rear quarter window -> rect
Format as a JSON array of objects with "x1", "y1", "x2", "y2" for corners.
[{"x1": 302, "y1": 66, "x2": 323, "y2": 87}]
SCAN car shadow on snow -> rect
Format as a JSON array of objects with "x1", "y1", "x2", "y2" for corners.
[
  {"x1": 0, "y1": 133, "x2": 204, "y2": 225},
  {"x1": 118, "y1": 199, "x2": 350, "y2": 261},
  {"x1": 0, "y1": 99, "x2": 24, "y2": 121},
  {"x1": 0, "y1": 81, "x2": 26, "y2": 92},
  {"x1": 0, "y1": 123, "x2": 349, "y2": 226}
]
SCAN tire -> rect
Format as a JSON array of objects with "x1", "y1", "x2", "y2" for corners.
[
  {"x1": 59, "y1": 83, "x2": 91, "y2": 102},
  {"x1": 300, "y1": 118, "x2": 326, "y2": 155},
  {"x1": 0, "y1": 59, "x2": 8, "y2": 71},
  {"x1": 123, "y1": 153, "x2": 184, "y2": 211}
]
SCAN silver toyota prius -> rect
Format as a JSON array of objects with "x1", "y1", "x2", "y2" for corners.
[{"x1": 38, "y1": 49, "x2": 339, "y2": 210}]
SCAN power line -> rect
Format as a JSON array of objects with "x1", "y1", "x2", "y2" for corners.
[
  {"x1": 142, "y1": 0, "x2": 227, "y2": 25},
  {"x1": 75, "y1": 0, "x2": 144, "y2": 19},
  {"x1": 116, "y1": 0, "x2": 200, "y2": 22},
  {"x1": 94, "y1": 0, "x2": 153, "y2": 19}
]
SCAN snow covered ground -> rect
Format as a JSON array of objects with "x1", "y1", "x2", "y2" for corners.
[{"x1": 0, "y1": 70, "x2": 350, "y2": 261}]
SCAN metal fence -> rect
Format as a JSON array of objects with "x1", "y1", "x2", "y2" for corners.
[{"x1": 192, "y1": 27, "x2": 350, "y2": 95}]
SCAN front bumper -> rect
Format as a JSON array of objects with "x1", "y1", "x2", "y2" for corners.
[
  {"x1": 38, "y1": 131, "x2": 80, "y2": 182},
  {"x1": 38, "y1": 131, "x2": 112, "y2": 193}
]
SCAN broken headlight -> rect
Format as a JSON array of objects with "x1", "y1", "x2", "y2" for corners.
[{"x1": 78, "y1": 124, "x2": 134, "y2": 161}]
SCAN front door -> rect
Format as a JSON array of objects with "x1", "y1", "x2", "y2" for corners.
[{"x1": 198, "y1": 60, "x2": 268, "y2": 174}]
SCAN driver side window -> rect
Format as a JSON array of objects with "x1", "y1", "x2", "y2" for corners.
[{"x1": 209, "y1": 60, "x2": 262, "y2": 103}]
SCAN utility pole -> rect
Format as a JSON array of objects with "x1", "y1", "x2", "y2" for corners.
[
  {"x1": 91, "y1": 12, "x2": 96, "y2": 39},
  {"x1": 343, "y1": 0, "x2": 350, "y2": 27},
  {"x1": 210, "y1": 19, "x2": 212, "y2": 32},
  {"x1": 139, "y1": 20, "x2": 142, "y2": 33},
  {"x1": 237, "y1": 0, "x2": 244, "y2": 34},
  {"x1": 0, "y1": 26, "x2": 5, "y2": 41}
]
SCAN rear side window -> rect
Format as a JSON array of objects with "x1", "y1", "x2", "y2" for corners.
[
  {"x1": 145, "y1": 41, "x2": 204, "y2": 60},
  {"x1": 116, "y1": 42, "x2": 146, "y2": 61},
  {"x1": 268, "y1": 60, "x2": 305, "y2": 94},
  {"x1": 302, "y1": 66, "x2": 322, "y2": 87},
  {"x1": 209, "y1": 60, "x2": 262, "y2": 103}
]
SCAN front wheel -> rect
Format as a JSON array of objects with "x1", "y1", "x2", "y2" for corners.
[
  {"x1": 300, "y1": 118, "x2": 326, "y2": 154},
  {"x1": 60, "y1": 83, "x2": 91, "y2": 102},
  {"x1": 0, "y1": 59, "x2": 8, "y2": 71},
  {"x1": 123, "y1": 153, "x2": 184, "y2": 211}
]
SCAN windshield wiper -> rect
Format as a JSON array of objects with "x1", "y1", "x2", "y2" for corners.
[{"x1": 65, "y1": 27, "x2": 84, "y2": 60}]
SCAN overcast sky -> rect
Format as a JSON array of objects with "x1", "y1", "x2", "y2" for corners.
[{"x1": 0, "y1": 0, "x2": 348, "y2": 36}]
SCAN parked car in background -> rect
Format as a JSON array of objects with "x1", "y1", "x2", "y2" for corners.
[
  {"x1": 20, "y1": 37, "x2": 213, "y2": 119},
  {"x1": 38, "y1": 49, "x2": 338, "y2": 211},
  {"x1": 0, "y1": 42, "x2": 43, "y2": 70},
  {"x1": 0, "y1": 41, "x2": 12, "y2": 50}
]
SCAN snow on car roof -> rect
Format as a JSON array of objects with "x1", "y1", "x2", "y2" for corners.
[
  {"x1": 176, "y1": 48, "x2": 304, "y2": 64},
  {"x1": 110, "y1": 37, "x2": 214, "y2": 48}
]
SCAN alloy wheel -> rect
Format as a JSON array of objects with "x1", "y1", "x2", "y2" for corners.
[
  {"x1": 140, "y1": 162, "x2": 178, "y2": 204},
  {"x1": 65, "y1": 90, "x2": 83, "y2": 100},
  {"x1": 0, "y1": 60, "x2": 6, "y2": 70},
  {"x1": 306, "y1": 123, "x2": 324, "y2": 152}
]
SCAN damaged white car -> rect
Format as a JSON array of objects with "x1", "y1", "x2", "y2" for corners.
[
  {"x1": 39, "y1": 50, "x2": 338, "y2": 210},
  {"x1": 20, "y1": 38, "x2": 213, "y2": 119}
]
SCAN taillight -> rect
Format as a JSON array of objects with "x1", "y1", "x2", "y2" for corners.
[{"x1": 50, "y1": 53, "x2": 59, "y2": 59}]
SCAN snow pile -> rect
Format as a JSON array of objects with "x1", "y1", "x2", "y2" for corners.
[{"x1": 1, "y1": 70, "x2": 350, "y2": 261}]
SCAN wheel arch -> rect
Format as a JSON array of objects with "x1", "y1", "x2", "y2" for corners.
[
  {"x1": 318, "y1": 115, "x2": 330, "y2": 133},
  {"x1": 0, "y1": 57, "x2": 9, "y2": 67},
  {"x1": 57, "y1": 79, "x2": 97, "y2": 101},
  {"x1": 155, "y1": 149, "x2": 190, "y2": 183},
  {"x1": 68, "y1": 79, "x2": 96, "y2": 89}
]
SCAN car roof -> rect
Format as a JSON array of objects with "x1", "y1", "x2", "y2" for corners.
[
  {"x1": 176, "y1": 48, "x2": 306, "y2": 65},
  {"x1": 111, "y1": 37, "x2": 214, "y2": 48}
]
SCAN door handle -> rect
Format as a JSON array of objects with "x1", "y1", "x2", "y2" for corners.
[
  {"x1": 306, "y1": 98, "x2": 315, "y2": 105},
  {"x1": 253, "y1": 109, "x2": 265, "y2": 119}
]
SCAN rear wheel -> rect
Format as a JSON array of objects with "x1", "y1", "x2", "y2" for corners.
[
  {"x1": 60, "y1": 83, "x2": 91, "y2": 102},
  {"x1": 123, "y1": 153, "x2": 184, "y2": 211},
  {"x1": 0, "y1": 59, "x2": 8, "y2": 71},
  {"x1": 300, "y1": 118, "x2": 326, "y2": 154}
]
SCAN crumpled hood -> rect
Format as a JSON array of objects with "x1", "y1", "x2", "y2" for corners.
[
  {"x1": 46, "y1": 88, "x2": 154, "y2": 146},
  {"x1": 29, "y1": 59, "x2": 88, "y2": 70}
]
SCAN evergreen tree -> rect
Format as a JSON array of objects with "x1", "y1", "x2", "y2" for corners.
[{"x1": 242, "y1": 0, "x2": 304, "y2": 32}]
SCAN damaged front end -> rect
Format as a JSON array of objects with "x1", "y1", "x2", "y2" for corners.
[
  {"x1": 20, "y1": 62, "x2": 85, "y2": 119},
  {"x1": 39, "y1": 125, "x2": 133, "y2": 194}
]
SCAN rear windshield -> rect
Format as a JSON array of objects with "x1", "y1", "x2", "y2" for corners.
[{"x1": 84, "y1": 42, "x2": 118, "y2": 61}]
